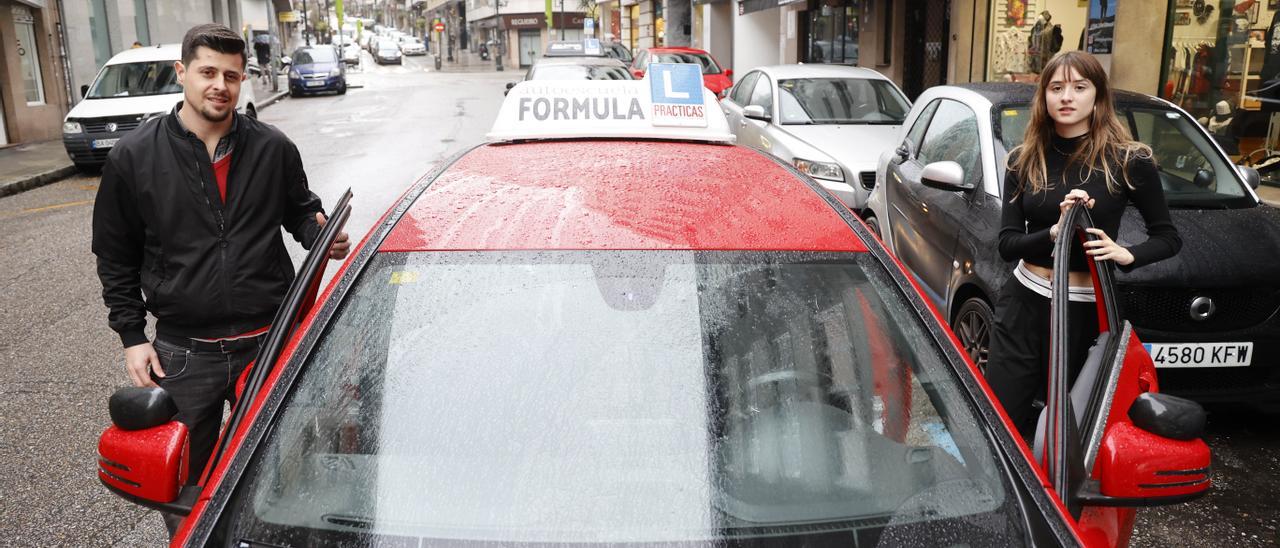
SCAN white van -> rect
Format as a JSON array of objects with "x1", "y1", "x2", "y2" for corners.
[{"x1": 62, "y1": 44, "x2": 256, "y2": 171}]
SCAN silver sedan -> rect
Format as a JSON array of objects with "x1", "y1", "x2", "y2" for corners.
[{"x1": 721, "y1": 64, "x2": 911, "y2": 210}]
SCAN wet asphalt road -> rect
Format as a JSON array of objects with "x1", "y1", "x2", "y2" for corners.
[
  {"x1": 0, "y1": 53, "x2": 505, "y2": 546},
  {"x1": 0, "y1": 53, "x2": 1277, "y2": 546}
]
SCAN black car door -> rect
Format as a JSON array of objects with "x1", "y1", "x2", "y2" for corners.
[{"x1": 888, "y1": 98, "x2": 984, "y2": 307}]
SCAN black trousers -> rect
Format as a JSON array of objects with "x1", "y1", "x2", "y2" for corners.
[
  {"x1": 153, "y1": 336, "x2": 259, "y2": 485},
  {"x1": 986, "y1": 281, "x2": 1100, "y2": 438}
]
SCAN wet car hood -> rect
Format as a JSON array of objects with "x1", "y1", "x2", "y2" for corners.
[
  {"x1": 296, "y1": 61, "x2": 338, "y2": 74},
  {"x1": 1115, "y1": 203, "x2": 1280, "y2": 287},
  {"x1": 784, "y1": 124, "x2": 903, "y2": 172}
]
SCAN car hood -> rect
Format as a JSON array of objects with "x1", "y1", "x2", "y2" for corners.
[
  {"x1": 782, "y1": 124, "x2": 903, "y2": 171},
  {"x1": 1115, "y1": 203, "x2": 1280, "y2": 287},
  {"x1": 296, "y1": 62, "x2": 338, "y2": 73},
  {"x1": 66, "y1": 93, "x2": 180, "y2": 120},
  {"x1": 703, "y1": 73, "x2": 732, "y2": 94}
]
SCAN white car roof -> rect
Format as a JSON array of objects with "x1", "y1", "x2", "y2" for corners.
[
  {"x1": 105, "y1": 44, "x2": 182, "y2": 65},
  {"x1": 752, "y1": 64, "x2": 892, "y2": 81},
  {"x1": 534, "y1": 57, "x2": 627, "y2": 68}
]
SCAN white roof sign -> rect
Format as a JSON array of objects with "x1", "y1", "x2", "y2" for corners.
[{"x1": 486, "y1": 67, "x2": 735, "y2": 144}]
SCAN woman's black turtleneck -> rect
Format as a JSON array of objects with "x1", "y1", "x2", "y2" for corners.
[{"x1": 998, "y1": 133, "x2": 1182, "y2": 272}]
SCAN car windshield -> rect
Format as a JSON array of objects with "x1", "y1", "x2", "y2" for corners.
[
  {"x1": 222, "y1": 250, "x2": 1027, "y2": 546},
  {"x1": 997, "y1": 105, "x2": 1254, "y2": 209},
  {"x1": 655, "y1": 52, "x2": 721, "y2": 74},
  {"x1": 778, "y1": 78, "x2": 910, "y2": 125},
  {"x1": 403, "y1": 38, "x2": 422, "y2": 46},
  {"x1": 379, "y1": 43, "x2": 399, "y2": 52},
  {"x1": 85, "y1": 61, "x2": 181, "y2": 99},
  {"x1": 531, "y1": 64, "x2": 633, "y2": 80},
  {"x1": 293, "y1": 48, "x2": 337, "y2": 65}
]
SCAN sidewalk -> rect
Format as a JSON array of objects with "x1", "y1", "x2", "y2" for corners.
[
  {"x1": 0, "y1": 73, "x2": 289, "y2": 199},
  {"x1": 0, "y1": 139, "x2": 77, "y2": 198},
  {"x1": 433, "y1": 48, "x2": 502, "y2": 73},
  {"x1": 1258, "y1": 181, "x2": 1280, "y2": 207}
]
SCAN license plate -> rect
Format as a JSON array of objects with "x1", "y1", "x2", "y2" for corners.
[
  {"x1": 1145, "y1": 342, "x2": 1253, "y2": 368},
  {"x1": 305, "y1": 80, "x2": 324, "y2": 87},
  {"x1": 91, "y1": 138, "x2": 119, "y2": 149}
]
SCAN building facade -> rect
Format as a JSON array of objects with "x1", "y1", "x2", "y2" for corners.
[
  {"x1": 467, "y1": 0, "x2": 585, "y2": 68},
  {"x1": 0, "y1": 0, "x2": 71, "y2": 145}
]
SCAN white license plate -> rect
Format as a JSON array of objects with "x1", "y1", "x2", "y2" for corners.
[
  {"x1": 91, "y1": 138, "x2": 119, "y2": 149},
  {"x1": 305, "y1": 80, "x2": 325, "y2": 87},
  {"x1": 1145, "y1": 342, "x2": 1253, "y2": 368}
]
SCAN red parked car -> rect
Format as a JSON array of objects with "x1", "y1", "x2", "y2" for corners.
[
  {"x1": 97, "y1": 76, "x2": 1209, "y2": 547},
  {"x1": 631, "y1": 46, "x2": 733, "y2": 97}
]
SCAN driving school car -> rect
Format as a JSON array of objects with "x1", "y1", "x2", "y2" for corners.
[{"x1": 97, "y1": 66, "x2": 1210, "y2": 547}]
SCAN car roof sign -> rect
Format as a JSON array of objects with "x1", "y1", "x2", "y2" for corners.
[{"x1": 487, "y1": 64, "x2": 735, "y2": 144}]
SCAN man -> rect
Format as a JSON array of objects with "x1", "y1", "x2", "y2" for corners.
[{"x1": 92, "y1": 23, "x2": 349, "y2": 528}]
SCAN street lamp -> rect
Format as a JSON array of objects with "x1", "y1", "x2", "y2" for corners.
[
  {"x1": 494, "y1": 0, "x2": 506, "y2": 71},
  {"x1": 303, "y1": 0, "x2": 311, "y2": 45}
]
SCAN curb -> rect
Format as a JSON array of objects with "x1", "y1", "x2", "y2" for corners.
[
  {"x1": 258, "y1": 90, "x2": 289, "y2": 110},
  {"x1": 0, "y1": 164, "x2": 78, "y2": 199}
]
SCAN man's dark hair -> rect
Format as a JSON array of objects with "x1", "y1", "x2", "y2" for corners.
[{"x1": 181, "y1": 23, "x2": 246, "y2": 67}]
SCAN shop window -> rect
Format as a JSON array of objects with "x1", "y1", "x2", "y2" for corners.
[
  {"x1": 806, "y1": 0, "x2": 860, "y2": 65},
  {"x1": 986, "y1": 1, "x2": 1086, "y2": 83},
  {"x1": 14, "y1": 8, "x2": 45, "y2": 105},
  {"x1": 134, "y1": 0, "x2": 152, "y2": 46},
  {"x1": 90, "y1": 0, "x2": 113, "y2": 70},
  {"x1": 1162, "y1": 3, "x2": 1280, "y2": 161}
]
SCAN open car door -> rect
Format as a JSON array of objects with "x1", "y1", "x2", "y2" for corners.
[
  {"x1": 96, "y1": 189, "x2": 354, "y2": 515},
  {"x1": 1035, "y1": 203, "x2": 1211, "y2": 547}
]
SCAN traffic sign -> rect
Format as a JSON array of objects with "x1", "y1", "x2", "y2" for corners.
[
  {"x1": 434, "y1": 21, "x2": 445, "y2": 32},
  {"x1": 646, "y1": 63, "x2": 705, "y2": 127}
]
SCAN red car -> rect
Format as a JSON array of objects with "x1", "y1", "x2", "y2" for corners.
[
  {"x1": 631, "y1": 46, "x2": 733, "y2": 98},
  {"x1": 98, "y1": 78, "x2": 1209, "y2": 547}
]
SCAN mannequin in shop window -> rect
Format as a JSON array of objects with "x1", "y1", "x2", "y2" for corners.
[
  {"x1": 1028, "y1": 11, "x2": 1051, "y2": 73},
  {"x1": 1198, "y1": 100, "x2": 1241, "y2": 155}
]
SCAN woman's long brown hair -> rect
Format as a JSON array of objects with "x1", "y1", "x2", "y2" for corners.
[{"x1": 1007, "y1": 51, "x2": 1152, "y2": 198}]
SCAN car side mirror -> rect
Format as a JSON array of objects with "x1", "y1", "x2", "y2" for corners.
[
  {"x1": 1238, "y1": 165, "x2": 1261, "y2": 190},
  {"x1": 920, "y1": 161, "x2": 973, "y2": 191},
  {"x1": 1080, "y1": 398, "x2": 1211, "y2": 507},
  {"x1": 743, "y1": 104, "x2": 771, "y2": 122},
  {"x1": 506, "y1": 82, "x2": 515, "y2": 89},
  {"x1": 80, "y1": 84, "x2": 90, "y2": 99},
  {"x1": 280, "y1": 55, "x2": 292, "y2": 66},
  {"x1": 632, "y1": 69, "x2": 645, "y2": 79},
  {"x1": 724, "y1": 68, "x2": 734, "y2": 81},
  {"x1": 98, "y1": 387, "x2": 195, "y2": 514},
  {"x1": 1128, "y1": 392, "x2": 1207, "y2": 441},
  {"x1": 1193, "y1": 168, "x2": 1214, "y2": 188}
]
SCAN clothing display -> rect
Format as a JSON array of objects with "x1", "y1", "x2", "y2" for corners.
[
  {"x1": 992, "y1": 27, "x2": 1028, "y2": 75},
  {"x1": 1027, "y1": 12, "x2": 1052, "y2": 73}
]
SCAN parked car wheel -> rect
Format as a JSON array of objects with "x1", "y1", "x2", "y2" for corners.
[
  {"x1": 337, "y1": 83, "x2": 347, "y2": 95},
  {"x1": 954, "y1": 296, "x2": 993, "y2": 374},
  {"x1": 864, "y1": 214, "x2": 882, "y2": 238}
]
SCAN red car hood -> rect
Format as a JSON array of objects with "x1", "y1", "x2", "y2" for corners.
[{"x1": 703, "y1": 73, "x2": 732, "y2": 94}]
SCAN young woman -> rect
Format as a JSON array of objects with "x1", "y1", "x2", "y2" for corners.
[{"x1": 986, "y1": 51, "x2": 1182, "y2": 436}]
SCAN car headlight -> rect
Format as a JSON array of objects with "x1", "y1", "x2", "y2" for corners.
[
  {"x1": 289, "y1": 70, "x2": 301, "y2": 79},
  {"x1": 793, "y1": 158, "x2": 845, "y2": 182},
  {"x1": 63, "y1": 121, "x2": 83, "y2": 134},
  {"x1": 330, "y1": 67, "x2": 342, "y2": 77}
]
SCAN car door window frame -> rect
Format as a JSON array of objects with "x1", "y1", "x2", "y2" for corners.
[
  {"x1": 730, "y1": 71, "x2": 760, "y2": 107},
  {"x1": 902, "y1": 99, "x2": 941, "y2": 160},
  {"x1": 915, "y1": 99, "x2": 984, "y2": 191},
  {"x1": 748, "y1": 73, "x2": 775, "y2": 115}
]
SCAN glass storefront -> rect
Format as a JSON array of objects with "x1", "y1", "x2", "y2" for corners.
[
  {"x1": 986, "y1": 0, "x2": 1088, "y2": 83},
  {"x1": 1161, "y1": 1, "x2": 1278, "y2": 160},
  {"x1": 804, "y1": 0, "x2": 860, "y2": 64}
]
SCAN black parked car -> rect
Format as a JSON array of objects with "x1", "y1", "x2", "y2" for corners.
[{"x1": 867, "y1": 83, "x2": 1280, "y2": 408}]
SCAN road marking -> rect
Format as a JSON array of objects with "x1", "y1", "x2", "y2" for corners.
[{"x1": 22, "y1": 199, "x2": 93, "y2": 213}]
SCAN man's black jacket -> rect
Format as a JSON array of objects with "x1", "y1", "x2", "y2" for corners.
[{"x1": 92, "y1": 105, "x2": 323, "y2": 348}]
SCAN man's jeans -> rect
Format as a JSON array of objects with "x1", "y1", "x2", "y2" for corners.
[{"x1": 152, "y1": 335, "x2": 260, "y2": 534}]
